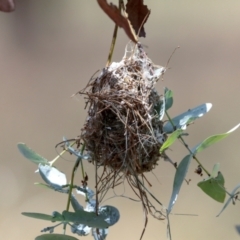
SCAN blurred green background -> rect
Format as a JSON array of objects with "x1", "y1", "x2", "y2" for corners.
[{"x1": 1, "y1": 0, "x2": 240, "y2": 239}]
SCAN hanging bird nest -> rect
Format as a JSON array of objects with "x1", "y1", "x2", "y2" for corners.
[
  {"x1": 76, "y1": 42, "x2": 168, "y2": 227},
  {"x1": 79, "y1": 43, "x2": 167, "y2": 177}
]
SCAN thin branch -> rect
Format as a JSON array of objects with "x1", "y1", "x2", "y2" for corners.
[{"x1": 106, "y1": 0, "x2": 122, "y2": 66}]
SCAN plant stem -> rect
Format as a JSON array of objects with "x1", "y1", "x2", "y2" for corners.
[
  {"x1": 105, "y1": 0, "x2": 122, "y2": 66},
  {"x1": 65, "y1": 157, "x2": 81, "y2": 211},
  {"x1": 165, "y1": 111, "x2": 176, "y2": 131},
  {"x1": 165, "y1": 110, "x2": 211, "y2": 176},
  {"x1": 65, "y1": 143, "x2": 86, "y2": 212},
  {"x1": 80, "y1": 143, "x2": 86, "y2": 180}
]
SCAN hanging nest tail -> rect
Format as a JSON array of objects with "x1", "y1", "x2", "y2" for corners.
[{"x1": 79, "y1": 43, "x2": 167, "y2": 177}]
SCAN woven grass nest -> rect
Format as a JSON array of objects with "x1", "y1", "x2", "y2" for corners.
[{"x1": 79, "y1": 43, "x2": 167, "y2": 178}]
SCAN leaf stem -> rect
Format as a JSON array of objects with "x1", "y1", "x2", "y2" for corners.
[
  {"x1": 65, "y1": 157, "x2": 81, "y2": 211},
  {"x1": 165, "y1": 111, "x2": 176, "y2": 131},
  {"x1": 165, "y1": 110, "x2": 211, "y2": 176},
  {"x1": 65, "y1": 142, "x2": 86, "y2": 212},
  {"x1": 192, "y1": 155, "x2": 210, "y2": 176}
]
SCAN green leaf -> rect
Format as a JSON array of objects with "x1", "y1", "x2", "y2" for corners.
[
  {"x1": 197, "y1": 171, "x2": 225, "y2": 203},
  {"x1": 17, "y1": 143, "x2": 49, "y2": 165},
  {"x1": 35, "y1": 234, "x2": 78, "y2": 240},
  {"x1": 192, "y1": 124, "x2": 240, "y2": 154},
  {"x1": 62, "y1": 210, "x2": 109, "y2": 228},
  {"x1": 217, "y1": 183, "x2": 240, "y2": 217},
  {"x1": 165, "y1": 88, "x2": 173, "y2": 111},
  {"x1": 21, "y1": 212, "x2": 63, "y2": 222},
  {"x1": 168, "y1": 154, "x2": 193, "y2": 213},
  {"x1": 163, "y1": 103, "x2": 212, "y2": 133},
  {"x1": 211, "y1": 163, "x2": 220, "y2": 178},
  {"x1": 160, "y1": 129, "x2": 183, "y2": 153}
]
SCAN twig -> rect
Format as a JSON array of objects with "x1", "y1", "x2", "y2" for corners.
[
  {"x1": 106, "y1": 0, "x2": 122, "y2": 66},
  {"x1": 165, "y1": 110, "x2": 211, "y2": 176}
]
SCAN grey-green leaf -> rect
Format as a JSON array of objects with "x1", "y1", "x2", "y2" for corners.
[
  {"x1": 163, "y1": 103, "x2": 212, "y2": 133},
  {"x1": 62, "y1": 210, "x2": 109, "y2": 228},
  {"x1": 92, "y1": 228, "x2": 108, "y2": 240},
  {"x1": 39, "y1": 165, "x2": 67, "y2": 189},
  {"x1": 217, "y1": 183, "x2": 240, "y2": 217},
  {"x1": 34, "y1": 182, "x2": 53, "y2": 189},
  {"x1": 168, "y1": 154, "x2": 193, "y2": 213},
  {"x1": 71, "y1": 196, "x2": 84, "y2": 212},
  {"x1": 76, "y1": 186, "x2": 94, "y2": 200},
  {"x1": 22, "y1": 212, "x2": 63, "y2": 222},
  {"x1": 99, "y1": 205, "x2": 120, "y2": 226},
  {"x1": 192, "y1": 123, "x2": 240, "y2": 154},
  {"x1": 197, "y1": 171, "x2": 225, "y2": 203},
  {"x1": 71, "y1": 222, "x2": 91, "y2": 236},
  {"x1": 18, "y1": 143, "x2": 49, "y2": 165},
  {"x1": 35, "y1": 234, "x2": 78, "y2": 240}
]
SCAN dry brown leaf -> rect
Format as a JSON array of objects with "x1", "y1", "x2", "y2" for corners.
[
  {"x1": 126, "y1": 0, "x2": 150, "y2": 37},
  {"x1": 0, "y1": 0, "x2": 15, "y2": 12},
  {"x1": 97, "y1": 0, "x2": 138, "y2": 43}
]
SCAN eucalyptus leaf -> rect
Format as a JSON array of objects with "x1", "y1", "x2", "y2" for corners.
[
  {"x1": 217, "y1": 183, "x2": 240, "y2": 217},
  {"x1": 71, "y1": 196, "x2": 84, "y2": 212},
  {"x1": 71, "y1": 223, "x2": 91, "y2": 236},
  {"x1": 66, "y1": 146, "x2": 82, "y2": 158},
  {"x1": 34, "y1": 182, "x2": 53, "y2": 189},
  {"x1": 22, "y1": 212, "x2": 63, "y2": 222},
  {"x1": 92, "y1": 228, "x2": 108, "y2": 240},
  {"x1": 62, "y1": 210, "x2": 109, "y2": 228},
  {"x1": 85, "y1": 199, "x2": 97, "y2": 212},
  {"x1": 39, "y1": 165, "x2": 67, "y2": 190},
  {"x1": 236, "y1": 226, "x2": 240, "y2": 235},
  {"x1": 160, "y1": 129, "x2": 183, "y2": 153},
  {"x1": 35, "y1": 234, "x2": 78, "y2": 240},
  {"x1": 168, "y1": 154, "x2": 193, "y2": 213},
  {"x1": 17, "y1": 143, "x2": 49, "y2": 165},
  {"x1": 163, "y1": 103, "x2": 212, "y2": 133},
  {"x1": 62, "y1": 138, "x2": 87, "y2": 158},
  {"x1": 165, "y1": 88, "x2": 173, "y2": 111},
  {"x1": 211, "y1": 163, "x2": 220, "y2": 178},
  {"x1": 82, "y1": 153, "x2": 92, "y2": 161},
  {"x1": 192, "y1": 123, "x2": 240, "y2": 154},
  {"x1": 76, "y1": 186, "x2": 95, "y2": 200},
  {"x1": 197, "y1": 171, "x2": 225, "y2": 203},
  {"x1": 62, "y1": 136, "x2": 69, "y2": 146},
  {"x1": 99, "y1": 205, "x2": 120, "y2": 226}
]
